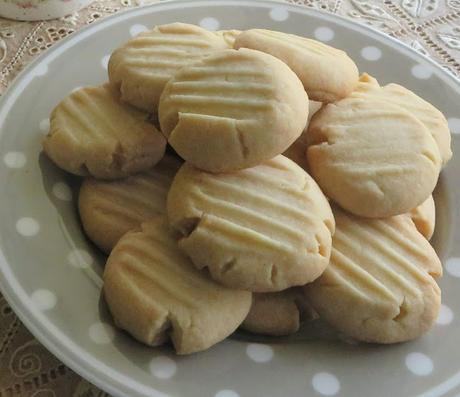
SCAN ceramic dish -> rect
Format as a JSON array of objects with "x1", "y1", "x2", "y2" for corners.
[{"x1": 0, "y1": 1, "x2": 459, "y2": 396}]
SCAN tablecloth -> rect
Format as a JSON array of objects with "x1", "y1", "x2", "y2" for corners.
[{"x1": 0, "y1": 0, "x2": 459, "y2": 396}]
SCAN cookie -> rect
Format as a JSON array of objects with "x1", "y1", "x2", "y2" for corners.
[
  {"x1": 234, "y1": 29, "x2": 359, "y2": 102},
  {"x1": 409, "y1": 195, "x2": 435, "y2": 240},
  {"x1": 108, "y1": 23, "x2": 229, "y2": 112},
  {"x1": 304, "y1": 205, "x2": 442, "y2": 344},
  {"x1": 353, "y1": 73, "x2": 379, "y2": 93},
  {"x1": 352, "y1": 74, "x2": 452, "y2": 166},
  {"x1": 283, "y1": 100, "x2": 322, "y2": 170},
  {"x1": 104, "y1": 217, "x2": 252, "y2": 354},
  {"x1": 159, "y1": 48, "x2": 309, "y2": 173},
  {"x1": 241, "y1": 288, "x2": 313, "y2": 336},
  {"x1": 307, "y1": 96, "x2": 441, "y2": 218},
  {"x1": 167, "y1": 155, "x2": 335, "y2": 292},
  {"x1": 215, "y1": 29, "x2": 241, "y2": 47},
  {"x1": 79, "y1": 155, "x2": 181, "y2": 253},
  {"x1": 43, "y1": 84, "x2": 166, "y2": 179}
]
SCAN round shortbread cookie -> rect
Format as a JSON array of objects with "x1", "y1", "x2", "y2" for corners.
[
  {"x1": 167, "y1": 155, "x2": 335, "y2": 292},
  {"x1": 215, "y1": 29, "x2": 241, "y2": 47},
  {"x1": 234, "y1": 29, "x2": 359, "y2": 103},
  {"x1": 104, "y1": 217, "x2": 252, "y2": 355},
  {"x1": 241, "y1": 288, "x2": 315, "y2": 336},
  {"x1": 283, "y1": 100, "x2": 322, "y2": 170},
  {"x1": 353, "y1": 73, "x2": 379, "y2": 93},
  {"x1": 352, "y1": 74, "x2": 452, "y2": 166},
  {"x1": 43, "y1": 84, "x2": 166, "y2": 179},
  {"x1": 304, "y1": 205, "x2": 442, "y2": 344},
  {"x1": 409, "y1": 195, "x2": 435, "y2": 240},
  {"x1": 307, "y1": 96, "x2": 442, "y2": 218},
  {"x1": 108, "y1": 23, "x2": 230, "y2": 112},
  {"x1": 79, "y1": 155, "x2": 181, "y2": 253},
  {"x1": 159, "y1": 48, "x2": 309, "y2": 173}
]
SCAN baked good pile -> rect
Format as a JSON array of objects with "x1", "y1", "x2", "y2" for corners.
[{"x1": 42, "y1": 23, "x2": 452, "y2": 355}]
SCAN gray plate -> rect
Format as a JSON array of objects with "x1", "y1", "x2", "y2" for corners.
[{"x1": 0, "y1": 1, "x2": 459, "y2": 396}]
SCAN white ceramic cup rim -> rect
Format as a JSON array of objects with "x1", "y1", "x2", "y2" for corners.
[{"x1": 0, "y1": 0, "x2": 94, "y2": 21}]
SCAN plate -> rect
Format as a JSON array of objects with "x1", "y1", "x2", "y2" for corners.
[{"x1": 0, "y1": 1, "x2": 459, "y2": 396}]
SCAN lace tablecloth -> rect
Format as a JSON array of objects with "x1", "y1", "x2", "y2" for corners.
[{"x1": 0, "y1": 1, "x2": 459, "y2": 396}]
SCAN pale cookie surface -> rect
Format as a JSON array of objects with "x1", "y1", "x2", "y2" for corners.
[
  {"x1": 103, "y1": 217, "x2": 252, "y2": 355},
  {"x1": 108, "y1": 23, "x2": 230, "y2": 112},
  {"x1": 307, "y1": 97, "x2": 441, "y2": 218},
  {"x1": 234, "y1": 29, "x2": 359, "y2": 102},
  {"x1": 241, "y1": 288, "x2": 310, "y2": 336},
  {"x1": 215, "y1": 29, "x2": 241, "y2": 47},
  {"x1": 43, "y1": 84, "x2": 166, "y2": 179},
  {"x1": 353, "y1": 73, "x2": 379, "y2": 93},
  {"x1": 159, "y1": 48, "x2": 309, "y2": 173},
  {"x1": 283, "y1": 100, "x2": 322, "y2": 170},
  {"x1": 167, "y1": 155, "x2": 335, "y2": 292},
  {"x1": 304, "y1": 206, "x2": 442, "y2": 344},
  {"x1": 409, "y1": 195, "x2": 435, "y2": 240},
  {"x1": 79, "y1": 156, "x2": 181, "y2": 253},
  {"x1": 352, "y1": 74, "x2": 451, "y2": 166}
]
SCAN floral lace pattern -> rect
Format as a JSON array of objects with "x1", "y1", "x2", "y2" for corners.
[{"x1": 0, "y1": 0, "x2": 459, "y2": 395}]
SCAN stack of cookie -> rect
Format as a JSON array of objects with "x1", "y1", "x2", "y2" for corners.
[{"x1": 42, "y1": 22, "x2": 451, "y2": 355}]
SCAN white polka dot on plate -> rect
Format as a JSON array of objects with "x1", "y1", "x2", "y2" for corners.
[
  {"x1": 446, "y1": 257, "x2": 460, "y2": 278},
  {"x1": 312, "y1": 372, "x2": 340, "y2": 396},
  {"x1": 31, "y1": 289, "x2": 57, "y2": 311},
  {"x1": 405, "y1": 352, "x2": 433, "y2": 376},
  {"x1": 199, "y1": 17, "x2": 220, "y2": 31},
  {"x1": 68, "y1": 249, "x2": 93, "y2": 268},
  {"x1": 16, "y1": 217, "x2": 40, "y2": 237},
  {"x1": 4, "y1": 152, "x2": 26, "y2": 168},
  {"x1": 411, "y1": 64, "x2": 433, "y2": 79},
  {"x1": 101, "y1": 55, "x2": 110, "y2": 70},
  {"x1": 33, "y1": 63, "x2": 48, "y2": 77},
  {"x1": 436, "y1": 304, "x2": 454, "y2": 325},
  {"x1": 149, "y1": 356, "x2": 177, "y2": 379},
  {"x1": 246, "y1": 343, "x2": 274, "y2": 363},
  {"x1": 215, "y1": 390, "x2": 240, "y2": 397},
  {"x1": 361, "y1": 46, "x2": 382, "y2": 61},
  {"x1": 314, "y1": 27, "x2": 334, "y2": 42},
  {"x1": 52, "y1": 182, "x2": 72, "y2": 201},
  {"x1": 130, "y1": 24, "x2": 148, "y2": 37},
  {"x1": 448, "y1": 117, "x2": 460, "y2": 134},
  {"x1": 89, "y1": 322, "x2": 116, "y2": 344},
  {"x1": 39, "y1": 118, "x2": 50, "y2": 133},
  {"x1": 269, "y1": 6, "x2": 289, "y2": 21}
]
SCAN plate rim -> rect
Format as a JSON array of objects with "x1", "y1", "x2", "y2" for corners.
[{"x1": 0, "y1": 1, "x2": 459, "y2": 396}]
